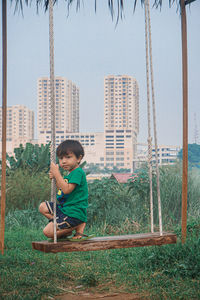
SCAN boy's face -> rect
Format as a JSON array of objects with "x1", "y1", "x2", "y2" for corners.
[{"x1": 58, "y1": 152, "x2": 81, "y2": 172}]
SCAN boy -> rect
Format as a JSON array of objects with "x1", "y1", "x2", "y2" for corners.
[{"x1": 39, "y1": 139, "x2": 88, "y2": 240}]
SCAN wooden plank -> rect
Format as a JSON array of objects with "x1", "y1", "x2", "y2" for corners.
[{"x1": 32, "y1": 232, "x2": 177, "y2": 253}]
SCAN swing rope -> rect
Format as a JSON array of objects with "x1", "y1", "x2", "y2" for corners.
[
  {"x1": 144, "y1": 0, "x2": 163, "y2": 235},
  {"x1": 47, "y1": 0, "x2": 163, "y2": 242},
  {"x1": 49, "y1": 0, "x2": 57, "y2": 243}
]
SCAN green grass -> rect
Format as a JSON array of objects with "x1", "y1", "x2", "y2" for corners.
[
  {"x1": 2, "y1": 161, "x2": 200, "y2": 299},
  {"x1": 0, "y1": 212, "x2": 199, "y2": 299}
]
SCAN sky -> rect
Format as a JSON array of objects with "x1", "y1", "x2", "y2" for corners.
[{"x1": 0, "y1": 0, "x2": 200, "y2": 147}]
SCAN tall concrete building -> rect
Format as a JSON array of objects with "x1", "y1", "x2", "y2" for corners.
[
  {"x1": 104, "y1": 75, "x2": 139, "y2": 131},
  {"x1": 104, "y1": 75, "x2": 139, "y2": 170},
  {"x1": 0, "y1": 105, "x2": 34, "y2": 156},
  {"x1": 37, "y1": 76, "x2": 79, "y2": 144}
]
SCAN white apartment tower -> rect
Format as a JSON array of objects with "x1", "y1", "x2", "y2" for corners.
[
  {"x1": 104, "y1": 75, "x2": 139, "y2": 170},
  {"x1": 37, "y1": 77, "x2": 79, "y2": 144},
  {"x1": 104, "y1": 75, "x2": 139, "y2": 132},
  {"x1": 0, "y1": 105, "x2": 34, "y2": 156}
]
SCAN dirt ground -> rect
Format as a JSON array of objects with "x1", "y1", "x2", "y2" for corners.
[{"x1": 56, "y1": 292, "x2": 142, "y2": 300}]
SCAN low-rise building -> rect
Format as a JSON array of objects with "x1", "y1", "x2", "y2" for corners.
[
  {"x1": 133, "y1": 143, "x2": 181, "y2": 169},
  {"x1": 38, "y1": 131, "x2": 105, "y2": 167}
]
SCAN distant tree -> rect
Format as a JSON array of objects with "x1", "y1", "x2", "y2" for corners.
[
  {"x1": 84, "y1": 163, "x2": 131, "y2": 174},
  {"x1": 11, "y1": 0, "x2": 198, "y2": 18},
  {"x1": 84, "y1": 163, "x2": 102, "y2": 174},
  {"x1": 112, "y1": 166, "x2": 131, "y2": 173},
  {"x1": 178, "y1": 143, "x2": 200, "y2": 168}
]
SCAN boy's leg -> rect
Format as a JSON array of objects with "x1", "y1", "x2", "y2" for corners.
[
  {"x1": 43, "y1": 222, "x2": 73, "y2": 239},
  {"x1": 43, "y1": 222, "x2": 86, "y2": 239},
  {"x1": 39, "y1": 202, "x2": 52, "y2": 220}
]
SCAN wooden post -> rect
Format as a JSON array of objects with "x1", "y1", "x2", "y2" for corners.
[
  {"x1": 0, "y1": 0, "x2": 7, "y2": 255},
  {"x1": 180, "y1": 0, "x2": 188, "y2": 244}
]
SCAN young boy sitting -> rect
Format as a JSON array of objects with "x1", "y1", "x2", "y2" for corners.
[{"x1": 39, "y1": 139, "x2": 88, "y2": 240}]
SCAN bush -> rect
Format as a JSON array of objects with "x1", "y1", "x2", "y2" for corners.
[
  {"x1": 87, "y1": 177, "x2": 149, "y2": 227},
  {"x1": 3, "y1": 163, "x2": 200, "y2": 230},
  {"x1": 5, "y1": 208, "x2": 46, "y2": 230},
  {"x1": 159, "y1": 164, "x2": 200, "y2": 225},
  {"x1": 127, "y1": 163, "x2": 200, "y2": 227},
  {"x1": 6, "y1": 169, "x2": 51, "y2": 212}
]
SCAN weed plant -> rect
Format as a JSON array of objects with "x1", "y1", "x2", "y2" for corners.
[
  {"x1": 87, "y1": 178, "x2": 141, "y2": 227},
  {"x1": 128, "y1": 163, "x2": 200, "y2": 227},
  {"x1": 5, "y1": 169, "x2": 50, "y2": 213},
  {"x1": 159, "y1": 163, "x2": 200, "y2": 224},
  {"x1": 5, "y1": 208, "x2": 46, "y2": 230}
]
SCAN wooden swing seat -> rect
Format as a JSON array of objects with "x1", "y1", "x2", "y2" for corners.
[{"x1": 32, "y1": 231, "x2": 177, "y2": 253}]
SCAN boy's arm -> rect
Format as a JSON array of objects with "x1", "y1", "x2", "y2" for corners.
[{"x1": 50, "y1": 162, "x2": 76, "y2": 194}]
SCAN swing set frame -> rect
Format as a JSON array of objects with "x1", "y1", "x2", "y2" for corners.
[{"x1": 1, "y1": 0, "x2": 189, "y2": 255}]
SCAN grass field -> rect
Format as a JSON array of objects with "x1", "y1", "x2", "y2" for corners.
[{"x1": 0, "y1": 210, "x2": 199, "y2": 300}]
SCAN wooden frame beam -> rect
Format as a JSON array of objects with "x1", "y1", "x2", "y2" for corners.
[{"x1": 0, "y1": 0, "x2": 7, "y2": 256}]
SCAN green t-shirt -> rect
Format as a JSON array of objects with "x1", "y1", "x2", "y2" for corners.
[{"x1": 57, "y1": 167, "x2": 88, "y2": 222}]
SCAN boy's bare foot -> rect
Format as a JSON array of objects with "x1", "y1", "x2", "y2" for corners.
[{"x1": 72, "y1": 222, "x2": 86, "y2": 239}]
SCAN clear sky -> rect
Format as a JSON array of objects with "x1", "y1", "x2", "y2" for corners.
[{"x1": 0, "y1": 0, "x2": 200, "y2": 146}]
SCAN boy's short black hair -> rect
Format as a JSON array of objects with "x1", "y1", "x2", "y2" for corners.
[{"x1": 56, "y1": 139, "x2": 84, "y2": 159}]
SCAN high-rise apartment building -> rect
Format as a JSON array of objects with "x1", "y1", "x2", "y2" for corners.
[
  {"x1": 37, "y1": 76, "x2": 79, "y2": 144},
  {"x1": 103, "y1": 75, "x2": 139, "y2": 170},
  {"x1": 0, "y1": 105, "x2": 34, "y2": 156},
  {"x1": 104, "y1": 75, "x2": 139, "y2": 131}
]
